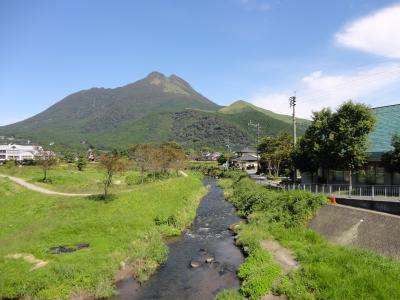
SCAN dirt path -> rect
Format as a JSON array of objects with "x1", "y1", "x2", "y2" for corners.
[
  {"x1": 0, "y1": 174, "x2": 92, "y2": 197},
  {"x1": 261, "y1": 240, "x2": 299, "y2": 300}
]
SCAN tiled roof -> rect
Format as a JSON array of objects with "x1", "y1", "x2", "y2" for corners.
[
  {"x1": 232, "y1": 154, "x2": 258, "y2": 161},
  {"x1": 368, "y1": 104, "x2": 400, "y2": 154}
]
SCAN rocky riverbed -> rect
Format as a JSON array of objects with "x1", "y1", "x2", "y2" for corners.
[{"x1": 111, "y1": 177, "x2": 244, "y2": 300}]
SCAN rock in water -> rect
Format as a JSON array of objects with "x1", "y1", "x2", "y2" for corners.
[
  {"x1": 190, "y1": 260, "x2": 201, "y2": 268},
  {"x1": 205, "y1": 256, "x2": 214, "y2": 263}
]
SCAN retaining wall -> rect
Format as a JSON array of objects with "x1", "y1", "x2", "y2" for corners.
[
  {"x1": 336, "y1": 197, "x2": 400, "y2": 215},
  {"x1": 309, "y1": 204, "x2": 400, "y2": 259}
]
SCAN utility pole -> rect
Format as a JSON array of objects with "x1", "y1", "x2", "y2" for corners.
[
  {"x1": 289, "y1": 93, "x2": 297, "y2": 182},
  {"x1": 248, "y1": 120, "x2": 261, "y2": 174},
  {"x1": 226, "y1": 137, "x2": 231, "y2": 154}
]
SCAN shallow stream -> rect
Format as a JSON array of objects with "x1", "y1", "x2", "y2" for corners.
[{"x1": 112, "y1": 177, "x2": 244, "y2": 300}]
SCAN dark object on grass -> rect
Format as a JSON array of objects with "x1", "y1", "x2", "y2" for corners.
[
  {"x1": 50, "y1": 245, "x2": 76, "y2": 254},
  {"x1": 77, "y1": 243, "x2": 90, "y2": 249},
  {"x1": 50, "y1": 243, "x2": 90, "y2": 254}
]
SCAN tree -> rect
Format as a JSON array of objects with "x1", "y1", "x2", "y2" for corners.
[
  {"x1": 98, "y1": 153, "x2": 126, "y2": 198},
  {"x1": 292, "y1": 108, "x2": 335, "y2": 182},
  {"x1": 63, "y1": 152, "x2": 75, "y2": 163},
  {"x1": 217, "y1": 153, "x2": 234, "y2": 166},
  {"x1": 382, "y1": 135, "x2": 400, "y2": 174},
  {"x1": 169, "y1": 147, "x2": 188, "y2": 175},
  {"x1": 129, "y1": 144, "x2": 154, "y2": 184},
  {"x1": 331, "y1": 101, "x2": 376, "y2": 188},
  {"x1": 293, "y1": 102, "x2": 375, "y2": 186},
  {"x1": 76, "y1": 155, "x2": 87, "y2": 171},
  {"x1": 35, "y1": 149, "x2": 57, "y2": 182},
  {"x1": 258, "y1": 133, "x2": 293, "y2": 177}
]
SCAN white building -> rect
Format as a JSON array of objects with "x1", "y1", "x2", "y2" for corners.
[{"x1": 0, "y1": 144, "x2": 43, "y2": 162}]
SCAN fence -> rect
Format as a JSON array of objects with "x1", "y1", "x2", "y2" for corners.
[{"x1": 280, "y1": 183, "x2": 400, "y2": 201}]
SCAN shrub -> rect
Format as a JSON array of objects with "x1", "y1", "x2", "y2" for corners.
[{"x1": 238, "y1": 248, "x2": 281, "y2": 299}]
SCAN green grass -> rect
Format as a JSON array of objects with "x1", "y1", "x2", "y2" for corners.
[
  {"x1": 0, "y1": 163, "x2": 168, "y2": 193},
  {"x1": 0, "y1": 173, "x2": 207, "y2": 299},
  {"x1": 214, "y1": 289, "x2": 245, "y2": 300},
  {"x1": 219, "y1": 173, "x2": 400, "y2": 300}
]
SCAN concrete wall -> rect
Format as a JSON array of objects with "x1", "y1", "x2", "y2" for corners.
[
  {"x1": 336, "y1": 197, "x2": 400, "y2": 216},
  {"x1": 309, "y1": 204, "x2": 400, "y2": 259}
]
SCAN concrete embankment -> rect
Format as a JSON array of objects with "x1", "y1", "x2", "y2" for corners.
[
  {"x1": 336, "y1": 197, "x2": 400, "y2": 216},
  {"x1": 309, "y1": 204, "x2": 400, "y2": 259}
]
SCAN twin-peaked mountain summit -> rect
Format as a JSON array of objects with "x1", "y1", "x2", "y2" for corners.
[{"x1": 0, "y1": 72, "x2": 309, "y2": 150}]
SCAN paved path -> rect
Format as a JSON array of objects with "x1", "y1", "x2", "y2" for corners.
[{"x1": 0, "y1": 174, "x2": 92, "y2": 197}]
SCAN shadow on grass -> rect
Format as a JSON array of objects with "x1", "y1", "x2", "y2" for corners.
[{"x1": 86, "y1": 194, "x2": 116, "y2": 202}]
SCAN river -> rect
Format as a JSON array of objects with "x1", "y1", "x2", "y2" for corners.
[{"x1": 112, "y1": 177, "x2": 244, "y2": 300}]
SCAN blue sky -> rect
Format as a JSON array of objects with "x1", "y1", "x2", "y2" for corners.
[{"x1": 1, "y1": 0, "x2": 400, "y2": 124}]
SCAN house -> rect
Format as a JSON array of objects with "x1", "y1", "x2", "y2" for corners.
[
  {"x1": 302, "y1": 104, "x2": 400, "y2": 185},
  {"x1": 197, "y1": 151, "x2": 221, "y2": 161},
  {"x1": 0, "y1": 144, "x2": 43, "y2": 162},
  {"x1": 232, "y1": 147, "x2": 258, "y2": 171}
]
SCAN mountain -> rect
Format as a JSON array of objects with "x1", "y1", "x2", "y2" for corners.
[
  {"x1": 218, "y1": 100, "x2": 310, "y2": 137},
  {"x1": 0, "y1": 72, "x2": 310, "y2": 150}
]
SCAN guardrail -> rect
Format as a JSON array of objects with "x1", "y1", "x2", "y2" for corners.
[{"x1": 280, "y1": 183, "x2": 400, "y2": 201}]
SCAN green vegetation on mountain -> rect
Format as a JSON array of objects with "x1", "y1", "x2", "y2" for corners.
[{"x1": 0, "y1": 72, "x2": 310, "y2": 150}]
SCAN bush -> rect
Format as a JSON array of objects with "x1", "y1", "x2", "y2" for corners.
[
  {"x1": 238, "y1": 248, "x2": 281, "y2": 299},
  {"x1": 229, "y1": 178, "x2": 327, "y2": 227}
]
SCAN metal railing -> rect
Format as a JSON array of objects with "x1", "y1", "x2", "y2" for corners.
[{"x1": 280, "y1": 183, "x2": 400, "y2": 201}]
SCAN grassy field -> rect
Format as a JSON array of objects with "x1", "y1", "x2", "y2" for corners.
[
  {"x1": 0, "y1": 172, "x2": 207, "y2": 299},
  {"x1": 0, "y1": 163, "x2": 153, "y2": 193},
  {"x1": 218, "y1": 174, "x2": 400, "y2": 300}
]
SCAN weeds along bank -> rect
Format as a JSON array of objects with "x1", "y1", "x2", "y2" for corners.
[
  {"x1": 0, "y1": 173, "x2": 207, "y2": 299},
  {"x1": 218, "y1": 173, "x2": 400, "y2": 300}
]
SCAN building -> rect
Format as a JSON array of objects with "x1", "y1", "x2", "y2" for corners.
[
  {"x1": 0, "y1": 144, "x2": 43, "y2": 162},
  {"x1": 302, "y1": 104, "x2": 400, "y2": 185},
  {"x1": 232, "y1": 147, "x2": 258, "y2": 171}
]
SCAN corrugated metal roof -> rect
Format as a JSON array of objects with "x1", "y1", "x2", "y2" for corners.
[{"x1": 368, "y1": 104, "x2": 400, "y2": 154}]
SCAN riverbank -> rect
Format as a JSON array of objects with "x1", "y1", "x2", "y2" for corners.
[
  {"x1": 218, "y1": 173, "x2": 400, "y2": 299},
  {"x1": 115, "y1": 177, "x2": 244, "y2": 299},
  {"x1": 0, "y1": 173, "x2": 207, "y2": 299}
]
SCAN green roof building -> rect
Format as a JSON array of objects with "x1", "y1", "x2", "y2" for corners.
[
  {"x1": 303, "y1": 104, "x2": 400, "y2": 185},
  {"x1": 369, "y1": 104, "x2": 400, "y2": 157}
]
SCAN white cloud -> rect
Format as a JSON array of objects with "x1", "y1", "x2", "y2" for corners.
[
  {"x1": 251, "y1": 63, "x2": 400, "y2": 119},
  {"x1": 336, "y1": 4, "x2": 400, "y2": 58}
]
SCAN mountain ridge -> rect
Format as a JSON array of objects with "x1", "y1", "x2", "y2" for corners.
[{"x1": 0, "y1": 72, "x2": 309, "y2": 150}]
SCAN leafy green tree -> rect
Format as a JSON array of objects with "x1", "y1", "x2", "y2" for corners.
[
  {"x1": 382, "y1": 135, "x2": 400, "y2": 173},
  {"x1": 294, "y1": 102, "x2": 375, "y2": 185},
  {"x1": 63, "y1": 152, "x2": 75, "y2": 163},
  {"x1": 292, "y1": 108, "x2": 335, "y2": 182},
  {"x1": 217, "y1": 153, "x2": 234, "y2": 165},
  {"x1": 331, "y1": 101, "x2": 376, "y2": 187},
  {"x1": 258, "y1": 133, "x2": 293, "y2": 176},
  {"x1": 76, "y1": 155, "x2": 87, "y2": 171}
]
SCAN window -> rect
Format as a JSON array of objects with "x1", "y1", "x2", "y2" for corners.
[{"x1": 376, "y1": 167, "x2": 385, "y2": 185}]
